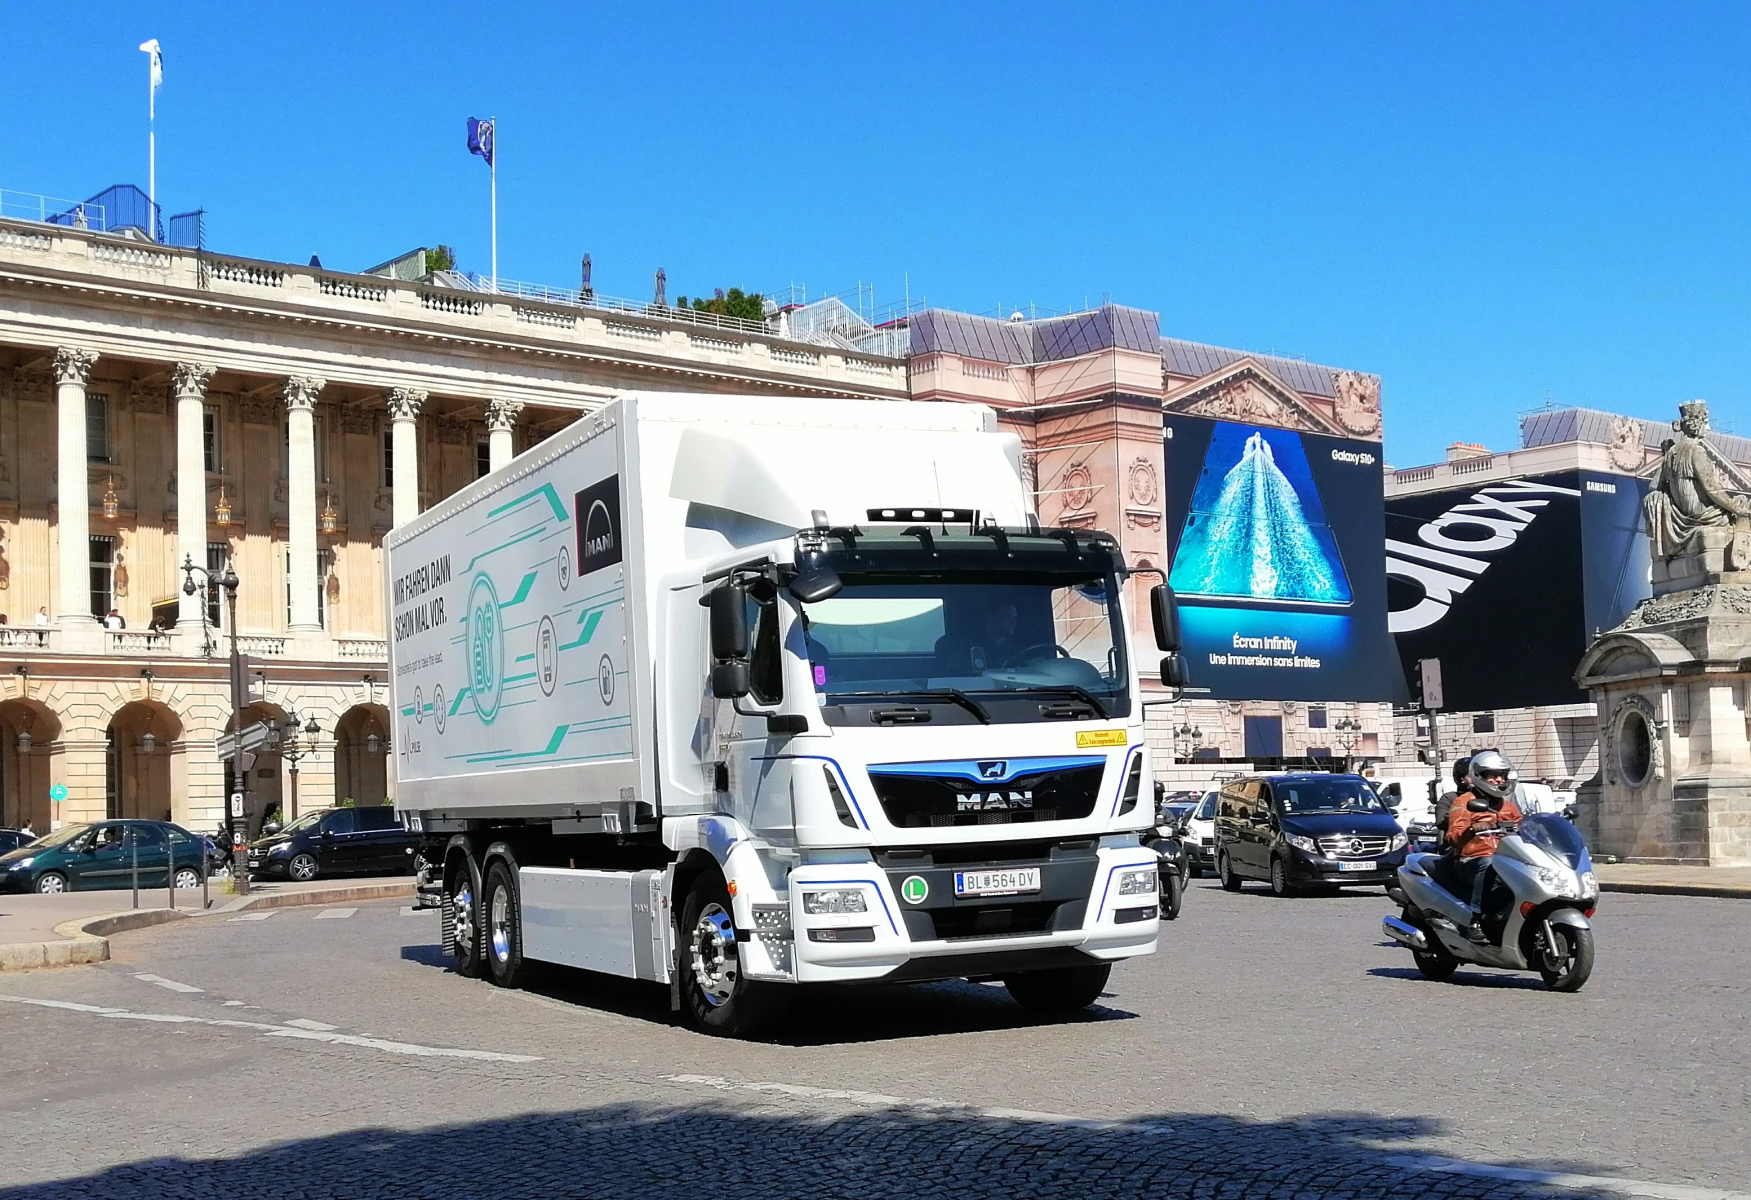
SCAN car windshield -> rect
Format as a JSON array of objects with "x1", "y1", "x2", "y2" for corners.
[
  {"x1": 29, "y1": 823, "x2": 91, "y2": 849},
  {"x1": 1274, "y1": 778, "x2": 1386, "y2": 815},
  {"x1": 279, "y1": 811, "x2": 325, "y2": 835},
  {"x1": 1519, "y1": 813, "x2": 1589, "y2": 868},
  {"x1": 1194, "y1": 793, "x2": 1217, "y2": 820}
]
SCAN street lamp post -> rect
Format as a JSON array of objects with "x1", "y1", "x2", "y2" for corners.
[
  {"x1": 1334, "y1": 716, "x2": 1364, "y2": 772},
  {"x1": 1172, "y1": 721, "x2": 1203, "y2": 762},
  {"x1": 274, "y1": 708, "x2": 323, "y2": 825},
  {"x1": 182, "y1": 553, "x2": 248, "y2": 894}
]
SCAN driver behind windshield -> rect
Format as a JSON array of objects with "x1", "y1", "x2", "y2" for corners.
[{"x1": 936, "y1": 598, "x2": 1022, "y2": 674}]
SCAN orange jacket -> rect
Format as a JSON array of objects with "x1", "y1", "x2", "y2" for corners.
[{"x1": 1447, "y1": 790, "x2": 1523, "y2": 860}]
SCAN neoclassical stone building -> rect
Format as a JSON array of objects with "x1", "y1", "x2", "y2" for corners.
[{"x1": 0, "y1": 216, "x2": 907, "y2": 833}]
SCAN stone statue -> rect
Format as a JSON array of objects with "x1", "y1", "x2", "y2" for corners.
[
  {"x1": 1642, "y1": 400, "x2": 1751, "y2": 560},
  {"x1": 654, "y1": 267, "x2": 666, "y2": 308},
  {"x1": 580, "y1": 253, "x2": 593, "y2": 300}
]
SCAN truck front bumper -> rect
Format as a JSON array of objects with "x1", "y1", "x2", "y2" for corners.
[{"x1": 773, "y1": 846, "x2": 1159, "y2": 984}]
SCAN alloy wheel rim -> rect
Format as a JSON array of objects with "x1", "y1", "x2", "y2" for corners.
[
  {"x1": 490, "y1": 886, "x2": 512, "y2": 962},
  {"x1": 690, "y1": 903, "x2": 738, "y2": 1007},
  {"x1": 453, "y1": 882, "x2": 475, "y2": 952}
]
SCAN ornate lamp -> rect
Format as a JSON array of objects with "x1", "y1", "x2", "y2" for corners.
[
  {"x1": 102, "y1": 475, "x2": 120, "y2": 520},
  {"x1": 214, "y1": 485, "x2": 233, "y2": 526},
  {"x1": 15, "y1": 730, "x2": 30, "y2": 753},
  {"x1": 319, "y1": 493, "x2": 338, "y2": 535}
]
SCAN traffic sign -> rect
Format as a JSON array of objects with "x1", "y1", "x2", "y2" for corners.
[
  {"x1": 230, "y1": 792, "x2": 244, "y2": 817},
  {"x1": 216, "y1": 721, "x2": 274, "y2": 762},
  {"x1": 49, "y1": 783, "x2": 67, "y2": 804}
]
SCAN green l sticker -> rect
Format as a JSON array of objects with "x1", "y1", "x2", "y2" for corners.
[{"x1": 901, "y1": 875, "x2": 929, "y2": 904}]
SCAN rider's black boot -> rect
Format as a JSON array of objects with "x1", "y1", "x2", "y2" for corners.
[{"x1": 1466, "y1": 914, "x2": 1489, "y2": 944}]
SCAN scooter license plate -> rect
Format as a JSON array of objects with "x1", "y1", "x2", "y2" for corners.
[
  {"x1": 1338, "y1": 860, "x2": 1376, "y2": 872},
  {"x1": 954, "y1": 868, "x2": 1041, "y2": 897}
]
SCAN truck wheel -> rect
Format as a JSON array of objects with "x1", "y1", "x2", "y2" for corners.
[
  {"x1": 449, "y1": 868, "x2": 485, "y2": 979},
  {"x1": 1004, "y1": 962, "x2": 1112, "y2": 1014},
  {"x1": 680, "y1": 874, "x2": 789, "y2": 1039},
  {"x1": 482, "y1": 861, "x2": 527, "y2": 989}
]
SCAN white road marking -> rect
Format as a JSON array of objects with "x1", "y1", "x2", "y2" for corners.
[
  {"x1": 221, "y1": 1000, "x2": 246, "y2": 1007},
  {"x1": 0, "y1": 994, "x2": 539, "y2": 1064},
  {"x1": 313, "y1": 908, "x2": 356, "y2": 920},
  {"x1": 660, "y1": 1074, "x2": 1171, "y2": 1133},
  {"x1": 400, "y1": 906, "x2": 426, "y2": 916},
  {"x1": 227, "y1": 912, "x2": 274, "y2": 922},
  {"x1": 284, "y1": 1018, "x2": 337, "y2": 1031},
  {"x1": 1387, "y1": 1155, "x2": 1751, "y2": 1200},
  {"x1": 132, "y1": 973, "x2": 203, "y2": 994}
]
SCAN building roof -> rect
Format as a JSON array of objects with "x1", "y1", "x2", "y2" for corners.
[
  {"x1": 1159, "y1": 336, "x2": 1340, "y2": 399},
  {"x1": 909, "y1": 304, "x2": 1161, "y2": 365},
  {"x1": 1521, "y1": 406, "x2": 1751, "y2": 465}
]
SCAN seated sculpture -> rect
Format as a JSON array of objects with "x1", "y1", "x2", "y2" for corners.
[{"x1": 1643, "y1": 400, "x2": 1751, "y2": 560}]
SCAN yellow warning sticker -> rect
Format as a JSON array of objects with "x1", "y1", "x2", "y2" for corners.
[{"x1": 1075, "y1": 729, "x2": 1128, "y2": 749}]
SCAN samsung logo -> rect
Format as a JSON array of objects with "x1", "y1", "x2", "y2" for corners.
[{"x1": 1586, "y1": 480, "x2": 1616, "y2": 494}]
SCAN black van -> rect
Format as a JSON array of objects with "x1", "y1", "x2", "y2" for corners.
[{"x1": 1213, "y1": 773, "x2": 1408, "y2": 897}]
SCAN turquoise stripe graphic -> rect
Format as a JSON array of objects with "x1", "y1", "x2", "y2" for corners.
[
  {"x1": 465, "y1": 526, "x2": 546, "y2": 573},
  {"x1": 476, "y1": 482, "x2": 569, "y2": 530}
]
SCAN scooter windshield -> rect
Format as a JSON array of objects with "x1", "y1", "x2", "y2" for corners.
[{"x1": 1518, "y1": 813, "x2": 1588, "y2": 869}]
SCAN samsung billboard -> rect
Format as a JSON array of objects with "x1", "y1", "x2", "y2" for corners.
[
  {"x1": 1162, "y1": 415, "x2": 1397, "y2": 701},
  {"x1": 1385, "y1": 470, "x2": 1650, "y2": 711}
]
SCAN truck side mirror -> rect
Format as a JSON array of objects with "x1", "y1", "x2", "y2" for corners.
[
  {"x1": 1151, "y1": 584, "x2": 1181, "y2": 652},
  {"x1": 710, "y1": 661, "x2": 751, "y2": 700},
  {"x1": 1159, "y1": 652, "x2": 1189, "y2": 689},
  {"x1": 788, "y1": 565, "x2": 842, "y2": 604},
  {"x1": 705, "y1": 582, "x2": 749, "y2": 660}
]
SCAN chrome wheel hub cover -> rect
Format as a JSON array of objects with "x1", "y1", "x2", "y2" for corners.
[
  {"x1": 690, "y1": 903, "x2": 738, "y2": 1007},
  {"x1": 453, "y1": 881, "x2": 475, "y2": 952},
  {"x1": 490, "y1": 885, "x2": 512, "y2": 962}
]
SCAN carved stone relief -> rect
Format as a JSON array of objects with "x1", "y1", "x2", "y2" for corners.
[
  {"x1": 340, "y1": 406, "x2": 377, "y2": 435},
  {"x1": 436, "y1": 416, "x2": 472, "y2": 446},
  {"x1": 1331, "y1": 369, "x2": 1383, "y2": 438},
  {"x1": 1603, "y1": 694, "x2": 1663, "y2": 787},
  {"x1": 1060, "y1": 461, "x2": 1094, "y2": 513},
  {"x1": 1607, "y1": 415, "x2": 1644, "y2": 473},
  {"x1": 238, "y1": 394, "x2": 279, "y2": 424}
]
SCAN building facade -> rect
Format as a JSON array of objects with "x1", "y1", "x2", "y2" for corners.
[
  {"x1": 906, "y1": 304, "x2": 1394, "y2": 771},
  {"x1": 0, "y1": 212, "x2": 907, "y2": 834}
]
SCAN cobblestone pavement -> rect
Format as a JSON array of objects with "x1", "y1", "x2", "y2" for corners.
[{"x1": 0, "y1": 883, "x2": 1746, "y2": 1198}]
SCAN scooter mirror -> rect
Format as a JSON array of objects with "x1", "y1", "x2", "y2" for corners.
[{"x1": 1467, "y1": 796, "x2": 1492, "y2": 812}]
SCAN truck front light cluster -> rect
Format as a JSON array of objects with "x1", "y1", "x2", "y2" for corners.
[
  {"x1": 1116, "y1": 868, "x2": 1156, "y2": 896},
  {"x1": 802, "y1": 888, "x2": 868, "y2": 915}
]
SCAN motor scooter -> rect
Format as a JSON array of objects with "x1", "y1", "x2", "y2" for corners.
[
  {"x1": 1382, "y1": 806, "x2": 1598, "y2": 992},
  {"x1": 1142, "y1": 819, "x2": 1189, "y2": 920}
]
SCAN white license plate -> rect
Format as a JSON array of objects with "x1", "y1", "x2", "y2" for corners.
[
  {"x1": 1338, "y1": 860, "x2": 1376, "y2": 872},
  {"x1": 954, "y1": 867, "x2": 1041, "y2": 897}
]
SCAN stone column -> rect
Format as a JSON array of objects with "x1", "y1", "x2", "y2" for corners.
[
  {"x1": 387, "y1": 387, "x2": 427, "y2": 527},
  {"x1": 173, "y1": 362, "x2": 216, "y2": 630},
  {"x1": 485, "y1": 398, "x2": 524, "y2": 473},
  {"x1": 284, "y1": 376, "x2": 325, "y2": 632},
  {"x1": 54, "y1": 347, "x2": 99, "y2": 626}
]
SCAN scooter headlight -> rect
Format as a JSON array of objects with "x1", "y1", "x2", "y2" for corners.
[{"x1": 1531, "y1": 865, "x2": 1577, "y2": 896}]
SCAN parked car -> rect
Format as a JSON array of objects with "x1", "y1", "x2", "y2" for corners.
[
  {"x1": 247, "y1": 806, "x2": 419, "y2": 882},
  {"x1": 0, "y1": 829, "x2": 35, "y2": 856},
  {"x1": 0, "y1": 820, "x2": 208, "y2": 893},
  {"x1": 1179, "y1": 790, "x2": 1218, "y2": 877},
  {"x1": 1214, "y1": 773, "x2": 1408, "y2": 897}
]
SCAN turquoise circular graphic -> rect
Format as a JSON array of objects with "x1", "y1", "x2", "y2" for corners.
[
  {"x1": 49, "y1": 784, "x2": 68, "y2": 803},
  {"x1": 468, "y1": 573, "x2": 504, "y2": 724}
]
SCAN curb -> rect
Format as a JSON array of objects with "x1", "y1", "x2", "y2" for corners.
[
  {"x1": 1600, "y1": 880, "x2": 1751, "y2": 900},
  {"x1": 0, "y1": 878, "x2": 414, "y2": 971}
]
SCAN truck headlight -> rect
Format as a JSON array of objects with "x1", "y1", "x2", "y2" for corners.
[
  {"x1": 1117, "y1": 868, "x2": 1156, "y2": 896},
  {"x1": 802, "y1": 889, "x2": 868, "y2": 915},
  {"x1": 1284, "y1": 833, "x2": 1319, "y2": 854}
]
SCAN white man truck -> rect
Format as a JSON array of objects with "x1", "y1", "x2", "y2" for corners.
[{"x1": 386, "y1": 393, "x2": 1186, "y2": 1037}]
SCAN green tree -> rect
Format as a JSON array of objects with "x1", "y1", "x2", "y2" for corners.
[
  {"x1": 683, "y1": 287, "x2": 766, "y2": 323},
  {"x1": 425, "y1": 244, "x2": 457, "y2": 274}
]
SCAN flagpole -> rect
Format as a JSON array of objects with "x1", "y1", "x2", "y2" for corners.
[
  {"x1": 147, "y1": 60, "x2": 155, "y2": 218},
  {"x1": 490, "y1": 129, "x2": 498, "y2": 294}
]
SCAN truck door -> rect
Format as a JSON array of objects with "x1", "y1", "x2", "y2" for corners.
[{"x1": 718, "y1": 588, "x2": 796, "y2": 839}]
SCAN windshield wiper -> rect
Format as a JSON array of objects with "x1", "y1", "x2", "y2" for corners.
[
  {"x1": 832, "y1": 689, "x2": 991, "y2": 724},
  {"x1": 1000, "y1": 684, "x2": 1109, "y2": 719}
]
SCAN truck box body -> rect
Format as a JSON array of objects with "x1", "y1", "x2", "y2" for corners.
[{"x1": 386, "y1": 393, "x2": 1162, "y2": 1022}]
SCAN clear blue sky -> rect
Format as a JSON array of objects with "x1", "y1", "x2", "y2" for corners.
[{"x1": 5, "y1": 2, "x2": 1748, "y2": 465}]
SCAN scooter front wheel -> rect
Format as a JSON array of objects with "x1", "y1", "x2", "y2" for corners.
[{"x1": 1536, "y1": 923, "x2": 1595, "y2": 992}]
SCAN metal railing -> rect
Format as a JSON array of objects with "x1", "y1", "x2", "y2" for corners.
[
  {"x1": 457, "y1": 273, "x2": 777, "y2": 339},
  {"x1": 1, "y1": 189, "x2": 106, "y2": 230}
]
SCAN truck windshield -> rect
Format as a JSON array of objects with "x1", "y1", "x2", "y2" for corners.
[{"x1": 800, "y1": 570, "x2": 1130, "y2": 721}]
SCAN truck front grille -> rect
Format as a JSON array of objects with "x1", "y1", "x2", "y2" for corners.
[{"x1": 866, "y1": 760, "x2": 1105, "y2": 829}]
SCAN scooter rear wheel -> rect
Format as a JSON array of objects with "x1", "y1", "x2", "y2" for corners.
[{"x1": 1407, "y1": 911, "x2": 1458, "y2": 981}]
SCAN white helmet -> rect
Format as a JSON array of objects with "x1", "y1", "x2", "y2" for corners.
[{"x1": 1467, "y1": 749, "x2": 1516, "y2": 801}]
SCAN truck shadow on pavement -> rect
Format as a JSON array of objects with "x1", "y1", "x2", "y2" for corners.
[
  {"x1": 0, "y1": 1102, "x2": 1640, "y2": 1199},
  {"x1": 399, "y1": 943, "x2": 1138, "y2": 1043}
]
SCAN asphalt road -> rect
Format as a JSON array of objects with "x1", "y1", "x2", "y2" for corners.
[{"x1": 0, "y1": 879, "x2": 1746, "y2": 1199}]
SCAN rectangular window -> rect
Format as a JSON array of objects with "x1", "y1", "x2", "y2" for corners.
[
  {"x1": 1306, "y1": 706, "x2": 1328, "y2": 729},
  {"x1": 477, "y1": 439, "x2": 491, "y2": 479},
  {"x1": 206, "y1": 543, "x2": 228, "y2": 628},
  {"x1": 287, "y1": 547, "x2": 334, "y2": 628},
  {"x1": 203, "y1": 406, "x2": 220, "y2": 473},
  {"x1": 1472, "y1": 713, "x2": 1496, "y2": 734},
  {"x1": 86, "y1": 393, "x2": 110, "y2": 462},
  {"x1": 89, "y1": 535, "x2": 115, "y2": 618},
  {"x1": 382, "y1": 429, "x2": 395, "y2": 489}
]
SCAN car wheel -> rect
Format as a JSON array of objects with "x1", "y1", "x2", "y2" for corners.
[
  {"x1": 35, "y1": 872, "x2": 68, "y2": 894},
  {"x1": 1269, "y1": 856, "x2": 1297, "y2": 898},
  {"x1": 288, "y1": 853, "x2": 318, "y2": 883},
  {"x1": 1217, "y1": 851, "x2": 1243, "y2": 891},
  {"x1": 1003, "y1": 963, "x2": 1112, "y2": 1014},
  {"x1": 680, "y1": 873, "x2": 790, "y2": 1038},
  {"x1": 172, "y1": 867, "x2": 201, "y2": 890}
]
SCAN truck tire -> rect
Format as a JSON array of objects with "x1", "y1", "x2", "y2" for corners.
[
  {"x1": 482, "y1": 860, "x2": 527, "y2": 989},
  {"x1": 679, "y1": 873, "x2": 790, "y2": 1039},
  {"x1": 449, "y1": 866, "x2": 485, "y2": 979},
  {"x1": 1003, "y1": 962, "x2": 1112, "y2": 1014}
]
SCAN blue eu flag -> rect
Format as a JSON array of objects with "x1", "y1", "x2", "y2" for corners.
[{"x1": 467, "y1": 118, "x2": 495, "y2": 168}]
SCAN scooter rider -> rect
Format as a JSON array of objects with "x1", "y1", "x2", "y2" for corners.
[{"x1": 1447, "y1": 749, "x2": 1523, "y2": 943}]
